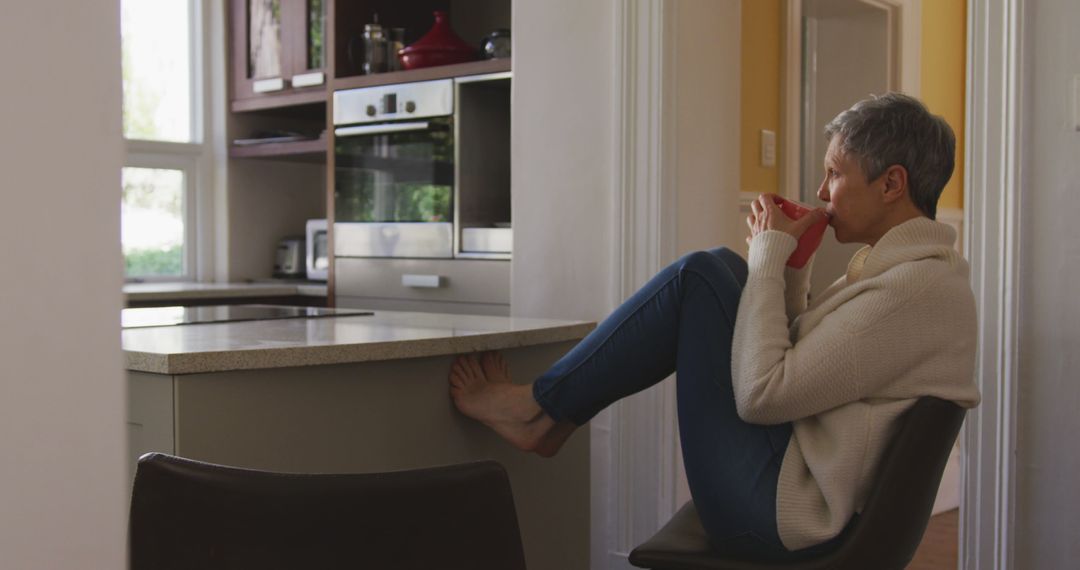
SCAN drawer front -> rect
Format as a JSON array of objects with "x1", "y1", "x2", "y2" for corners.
[
  {"x1": 336, "y1": 295, "x2": 510, "y2": 316},
  {"x1": 335, "y1": 257, "x2": 510, "y2": 304}
]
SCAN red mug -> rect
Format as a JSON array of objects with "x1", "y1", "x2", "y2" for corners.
[{"x1": 773, "y1": 197, "x2": 829, "y2": 269}]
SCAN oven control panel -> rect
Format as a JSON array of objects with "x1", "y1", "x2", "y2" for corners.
[{"x1": 333, "y1": 79, "x2": 453, "y2": 125}]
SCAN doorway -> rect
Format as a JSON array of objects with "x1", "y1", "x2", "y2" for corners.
[{"x1": 799, "y1": 0, "x2": 900, "y2": 297}]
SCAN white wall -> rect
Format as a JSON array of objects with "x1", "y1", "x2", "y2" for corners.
[
  {"x1": 513, "y1": 1, "x2": 742, "y2": 567},
  {"x1": 671, "y1": 0, "x2": 743, "y2": 508},
  {"x1": 511, "y1": 0, "x2": 616, "y2": 324},
  {"x1": 512, "y1": 3, "x2": 616, "y2": 567},
  {"x1": 674, "y1": 0, "x2": 744, "y2": 256},
  {"x1": 0, "y1": 2, "x2": 127, "y2": 569},
  {"x1": 1015, "y1": 0, "x2": 1080, "y2": 566}
]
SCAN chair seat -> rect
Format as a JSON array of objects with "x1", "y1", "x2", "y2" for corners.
[
  {"x1": 629, "y1": 396, "x2": 967, "y2": 570},
  {"x1": 629, "y1": 502, "x2": 836, "y2": 570}
]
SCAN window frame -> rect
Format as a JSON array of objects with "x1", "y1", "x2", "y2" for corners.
[
  {"x1": 122, "y1": 0, "x2": 210, "y2": 283},
  {"x1": 122, "y1": 148, "x2": 199, "y2": 281}
]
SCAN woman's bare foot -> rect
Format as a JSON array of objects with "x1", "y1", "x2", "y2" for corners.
[
  {"x1": 534, "y1": 421, "x2": 578, "y2": 458},
  {"x1": 449, "y1": 351, "x2": 574, "y2": 456}
]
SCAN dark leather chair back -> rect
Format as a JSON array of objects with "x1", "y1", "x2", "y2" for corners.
[
  {"x1": 129, "y1": 454, "x2": 527, "y2": 570},
  {"x1": 629, "y1": 396, "x2": 967, "y2": 569}
]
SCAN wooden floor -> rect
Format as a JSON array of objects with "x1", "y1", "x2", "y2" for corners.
[{"x1": 907, "y1": 509, "x2": 958, "y2": 569}]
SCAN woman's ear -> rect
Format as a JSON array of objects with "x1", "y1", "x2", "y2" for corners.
[{"x1": 881, "y1": 165, "x2": 909, "y2": 204}]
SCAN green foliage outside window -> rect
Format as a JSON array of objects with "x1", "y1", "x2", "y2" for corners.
[{"x1": 125, "y1": 246, "x2": 184, "y2": 277}]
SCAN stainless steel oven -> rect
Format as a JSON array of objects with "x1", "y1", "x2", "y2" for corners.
[
  {"x1": 333, "y1": 79, "x2": 455, "y2": 258},
  {"x1": 332, "y1": 73, "x2": 511, "y2": 260}
]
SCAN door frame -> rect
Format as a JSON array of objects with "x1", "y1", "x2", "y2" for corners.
[
  {"x1": 609, "y1": 1, "x2": 681, "y2": 567},
  {"x1": 961, "y1": 0, "x2": 1025, "y2": 567}
]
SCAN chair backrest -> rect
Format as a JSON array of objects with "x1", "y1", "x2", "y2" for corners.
[
  {"x1": 823, "y1": 396, "x2": 967, "y2": 569},
  {"x1": 129, "y1": 454, "x2": 527, "y2": 570}
]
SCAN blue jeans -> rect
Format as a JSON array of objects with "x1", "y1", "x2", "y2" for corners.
[{"x1": 533, "y1": 248, "x2": 843, "y2": 557}]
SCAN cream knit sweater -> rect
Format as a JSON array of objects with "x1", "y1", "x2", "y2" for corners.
[{"x1": 731, "y1": 217, "x2": 981, "y2": 550}]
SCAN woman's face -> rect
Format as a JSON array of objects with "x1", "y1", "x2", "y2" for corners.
[{"x1": 816, "y1": 136, "x2": 888, "y2": 244}]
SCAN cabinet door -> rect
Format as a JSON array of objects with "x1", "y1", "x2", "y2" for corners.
[
  {"x1": 230, "y1": 0, "x2": 327, "y2": 102},
  {"x1": 286, "y1": 0, "x2": 327, "y2": 89}
]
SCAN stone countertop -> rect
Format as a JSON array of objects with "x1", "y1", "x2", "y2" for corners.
[
  {"x1": 123, "y1": 309, "x2": 595, "y2": 375},
  {"x1": 123, "y1": 281, "x2": 328, "y2": 302}
]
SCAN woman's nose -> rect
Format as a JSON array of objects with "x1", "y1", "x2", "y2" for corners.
[{"x1": 816, "y1": 180, "x2": 829, "y2": 202}]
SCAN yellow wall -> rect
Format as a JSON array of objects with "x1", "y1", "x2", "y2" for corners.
[
  {"x1": 739, "y1": 0, "x2": 782, "y2": 195},
  {"x1": 920, "y1": 0, "x2": 966, "y2": 211}
]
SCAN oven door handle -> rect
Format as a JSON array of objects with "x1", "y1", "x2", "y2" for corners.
[{"x1": 334, "y1": 122, "x2": 431, "y2": 138}]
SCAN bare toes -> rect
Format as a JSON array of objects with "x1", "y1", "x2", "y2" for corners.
[
  {"x1": 466, "y1": 354, "x2": 484, "y2": 378},
  {"x1": 480, "y1": 351, "x2": 511, "y2": 383},
  {"x1": 449, "y1": 357, "x2": 480, "y2": 392}
]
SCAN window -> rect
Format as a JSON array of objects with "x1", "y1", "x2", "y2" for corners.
[
  {"x1": 122, "y1": 167, "x2": 186, "y2": 277},
  {"x1": 121, "y1": 0, "x2": 205, "y2": 281}
]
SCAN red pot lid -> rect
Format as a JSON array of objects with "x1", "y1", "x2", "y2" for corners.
[{"x1": 400, "y1": 11, "x2": 476, "y2": 55}]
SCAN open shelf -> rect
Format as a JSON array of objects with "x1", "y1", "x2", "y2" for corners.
[
  {"x1": 332, "y1": 58, "x2": 511, "y2": 92},
  {"x1": 229, "y1": 136, "x2": 328, "y2": 163}
]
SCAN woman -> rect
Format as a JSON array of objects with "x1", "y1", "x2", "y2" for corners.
[{"x1": 448, "y1": 93, "x2": 980, "y2": 558}]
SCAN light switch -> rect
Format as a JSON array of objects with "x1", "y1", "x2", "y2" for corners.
[{"x1": 760, "y1": 129, "x2": 777, "y2": 167}]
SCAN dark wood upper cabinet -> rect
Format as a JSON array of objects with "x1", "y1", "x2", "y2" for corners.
[
  {"x1": 230, "y1": 0, "x2": 328, "y2": 111},
  {"x1": 229, "y1": 0, "x2": 511, "y2": 112}
]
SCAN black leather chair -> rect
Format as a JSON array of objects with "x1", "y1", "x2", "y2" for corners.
[
  {"x1": 629, "y1": 396, "x2": 966, "y2": 570},
  {"x1": 129, "y1": 454, "x2": 527, "y2": 570}
]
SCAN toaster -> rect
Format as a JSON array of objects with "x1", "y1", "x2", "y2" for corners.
[{"x1": 274, "y1": 237, "x2": 306, "y2": 278}]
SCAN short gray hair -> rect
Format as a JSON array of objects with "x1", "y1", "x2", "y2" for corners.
[{"x1": 824, "y1": 93, "x2": 955, "y2": 219}]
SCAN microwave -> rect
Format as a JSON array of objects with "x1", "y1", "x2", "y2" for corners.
[{"x1": 305, "y1": 219, "x2": 329, "y2": 281}]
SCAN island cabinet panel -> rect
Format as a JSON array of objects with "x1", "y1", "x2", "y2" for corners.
[
  {"x1": 158, "y1": 343, "x2": 587, "y2": 570},
  {"x1": 126, "y1": 372, "x2": 175, "y2": 481}
]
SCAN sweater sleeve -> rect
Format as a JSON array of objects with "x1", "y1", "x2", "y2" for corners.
[
  {"x1": 731, "y1": 231, "x2": 892, "y2": 424},
  {"x1": 783, "y1": 261, "x2": 813, "y2": 324}
]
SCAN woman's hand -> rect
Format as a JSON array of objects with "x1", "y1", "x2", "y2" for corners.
[{"x1": 746, "y1": 193, "x2": 829, "y2": 245}]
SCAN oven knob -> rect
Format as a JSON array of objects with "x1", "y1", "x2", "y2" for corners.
[
  {"x1": 365, "y1": 104, "x2": 376, "y2": 117},
  {"x1": 405, "y1": 101, "x2": 416, "y2": 113}
]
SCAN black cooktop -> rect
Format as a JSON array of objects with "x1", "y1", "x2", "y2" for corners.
[{"x1": 121, "y1": 304, "x2": 374, "y2": 329}]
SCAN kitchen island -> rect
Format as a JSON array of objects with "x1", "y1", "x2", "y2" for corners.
[{"x1": 124, "y1": 308, "x2": 594, "y2": 570}]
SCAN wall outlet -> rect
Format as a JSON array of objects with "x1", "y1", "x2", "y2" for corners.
[{"x1": 760, "y1": 129, "x2": 776, "y2": 167}]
